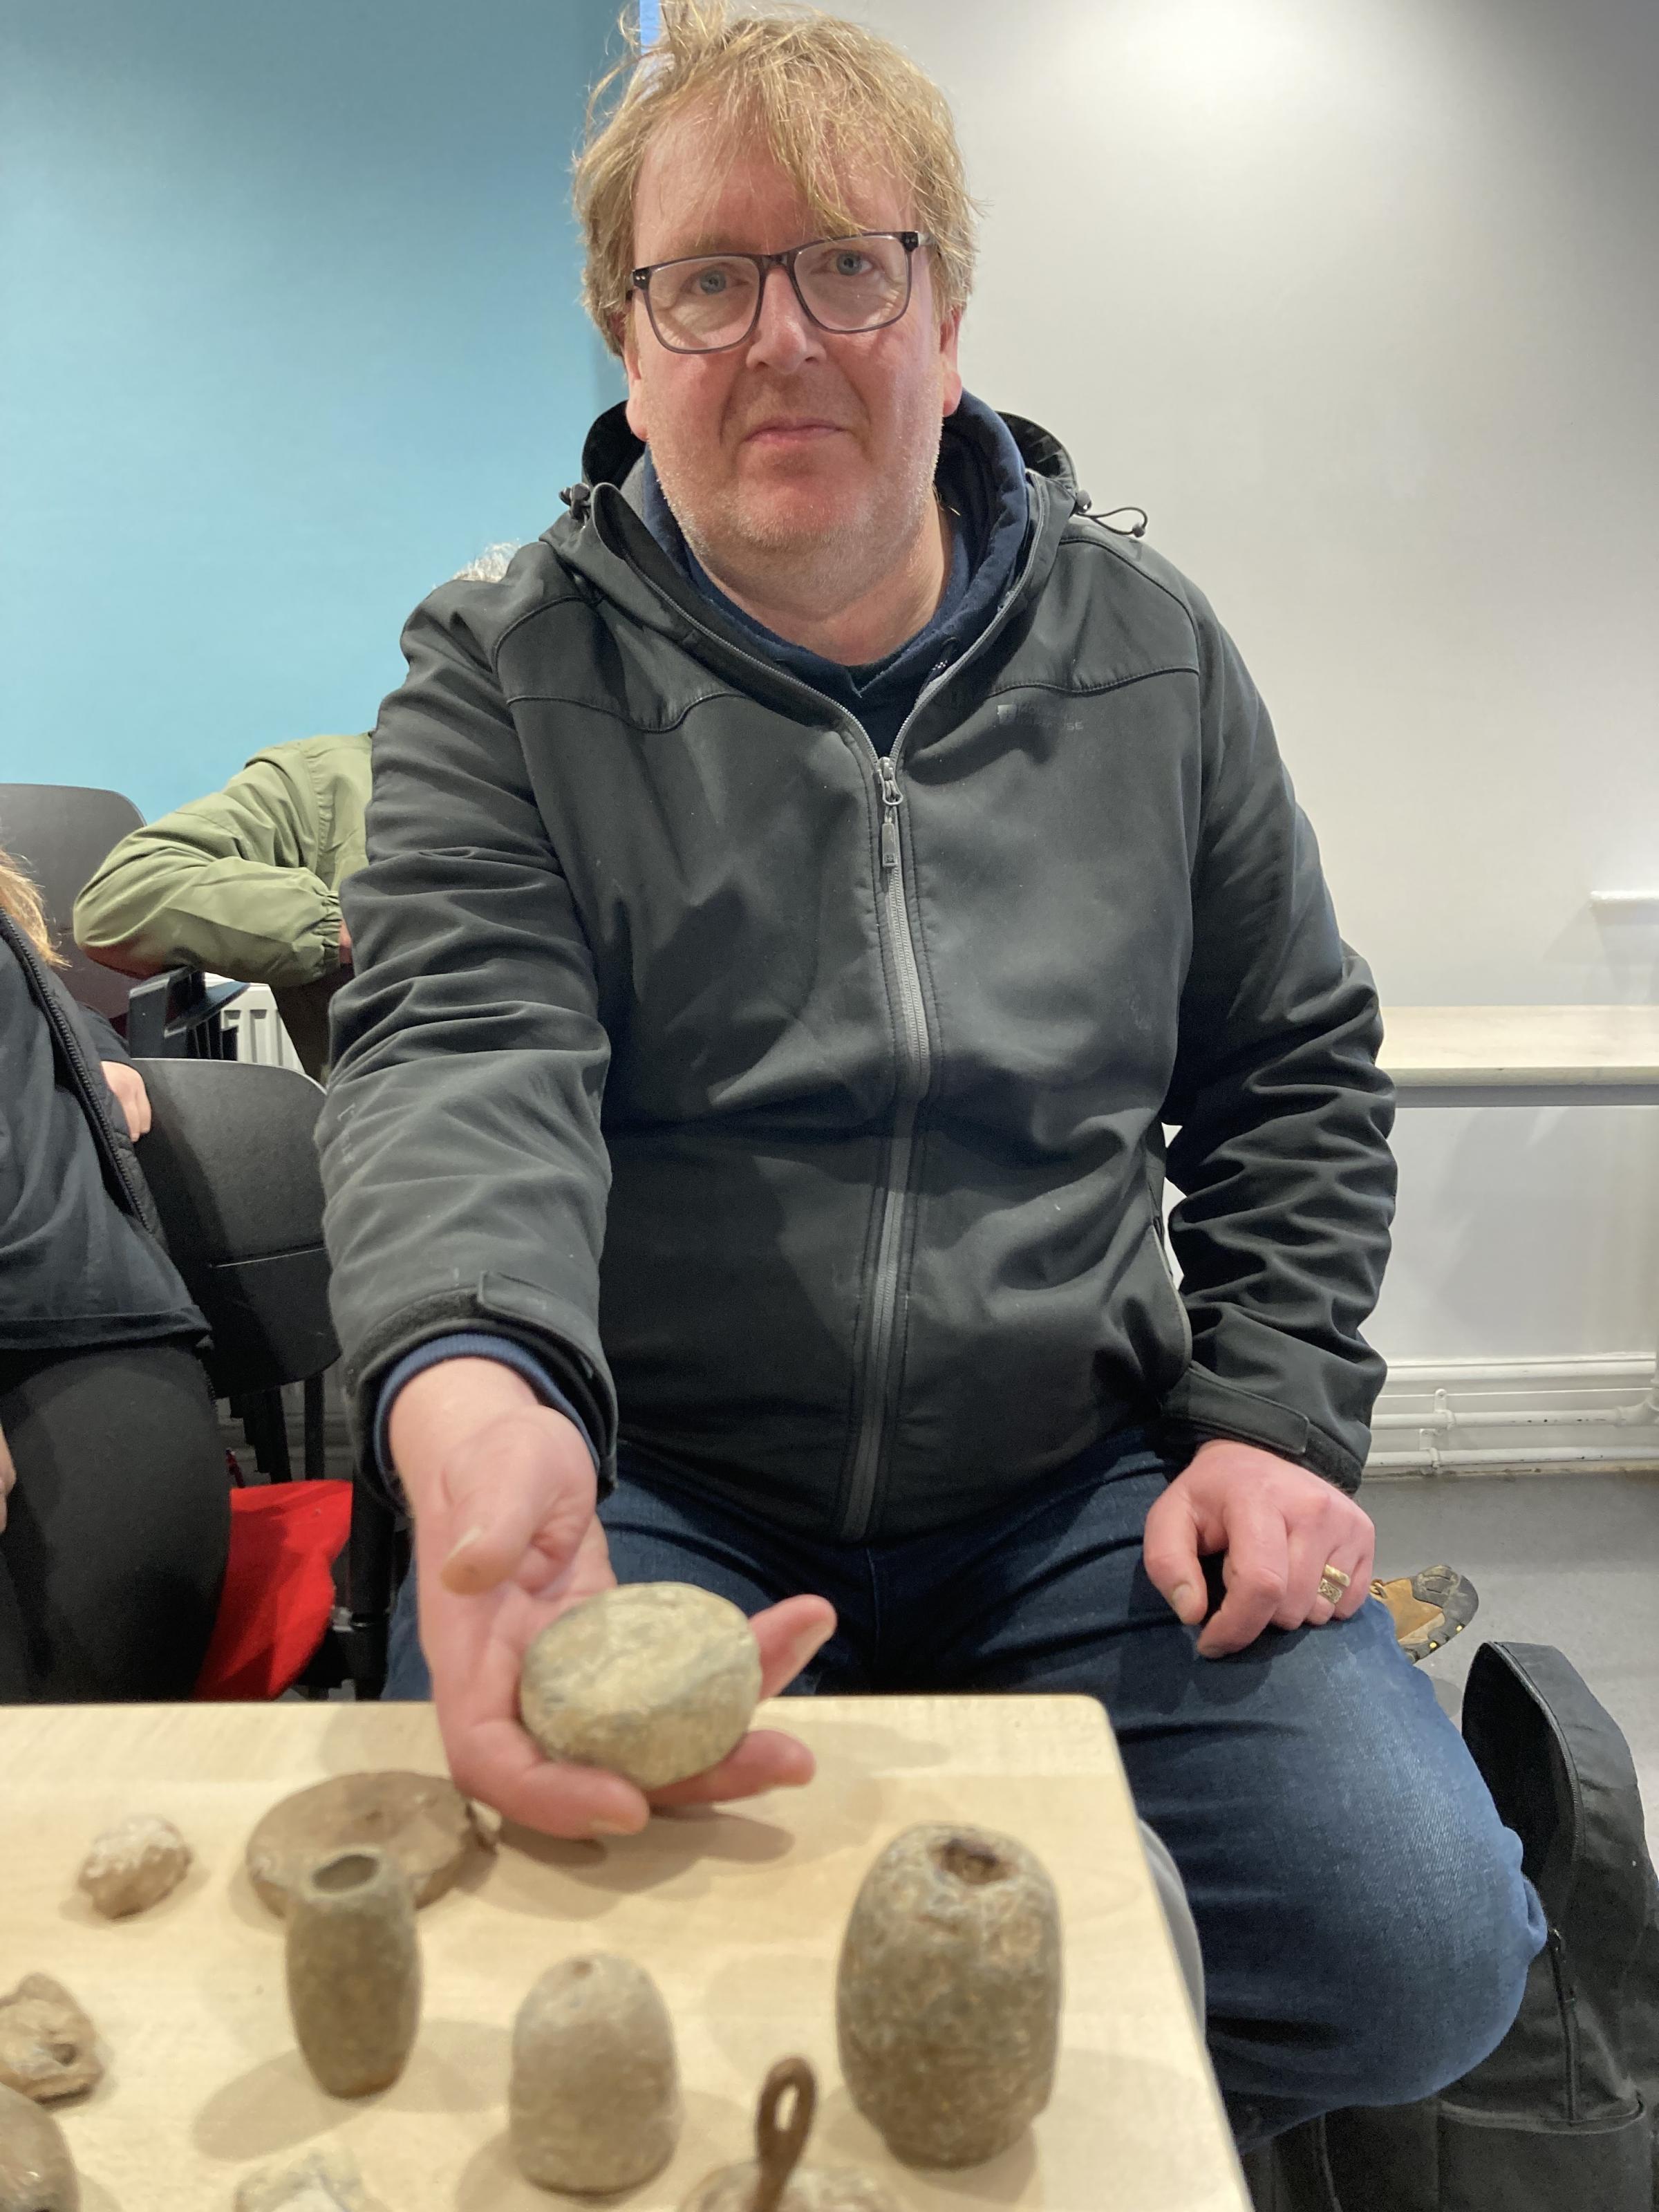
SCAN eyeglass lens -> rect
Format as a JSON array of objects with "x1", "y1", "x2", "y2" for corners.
[{"x1": 646, "y1": 234, "x2": 912, "y2": 351}]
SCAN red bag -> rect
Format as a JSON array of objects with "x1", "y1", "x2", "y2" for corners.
[{"x1": 194, "y1": 1480, "x2": 353, "y2": 1700}]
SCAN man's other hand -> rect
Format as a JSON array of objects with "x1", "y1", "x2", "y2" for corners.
[
  {"x1": 388, "y1": 1358, "x2": 836, "y2": 1839},
  {"x1": 1142, "y1": 1437, "x2": 1374, "y2": 1658},
  {"x1": 337, "y1": 917, "x2": 353, "y2": 965},
  {"x1": 101, "y1": 1060, "x2": 151, "y2": 1141}
]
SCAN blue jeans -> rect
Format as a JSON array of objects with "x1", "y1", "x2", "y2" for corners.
[{"x1": 386, "y1": 1428, "x2": 1544, "y2": 2148}]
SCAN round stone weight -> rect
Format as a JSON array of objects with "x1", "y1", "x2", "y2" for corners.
[{"x1": 518, "y1": 1582, "x2": 761, "y2": 1789}]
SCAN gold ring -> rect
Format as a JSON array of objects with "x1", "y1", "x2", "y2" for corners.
[{"x1": 1318, "y1": 1564, "x2": 1351, "y2": 1604}]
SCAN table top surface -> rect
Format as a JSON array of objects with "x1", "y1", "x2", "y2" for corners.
[
  {"x1": 1379, "y1": 1004, "x2": 1659, "y2": 1085},
  {"x1": 0, "y1": 1696, "x2": 1246, "y2": 2212}
]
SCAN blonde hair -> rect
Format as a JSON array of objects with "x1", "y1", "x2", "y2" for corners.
[
  {"x1": 0, "y1": 844, "x2": 64, "y2": 966},
  {"x1": 574, "y1": 0, "x2": 977, "y2": 357}
]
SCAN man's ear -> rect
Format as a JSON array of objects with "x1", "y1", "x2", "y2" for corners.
[
  {"x1": 622, "y1": 307, "x2": 648, "y2": 441},
  {"x1": 939, "y1": 306, "x2": 964, "y2": 419}
]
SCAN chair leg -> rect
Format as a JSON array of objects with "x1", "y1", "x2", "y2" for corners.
[
  {"x1": 347, "y1": 1482, "x2": 397, "y2": 1700},
  {"x1": 243, "y1": 1389, "x2": 292, "y2": 1481},
  {"x1": 303, "y1": 1373, "x2": 326, "y2": 1479}
]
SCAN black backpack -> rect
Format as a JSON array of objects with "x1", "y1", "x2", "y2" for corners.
[{"x1": 1246, "y1": 1640, "x2": 1659, "y2": 2212}]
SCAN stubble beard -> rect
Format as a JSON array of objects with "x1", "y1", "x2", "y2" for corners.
[{"x1": 668, "y1": 416, "x2": 944, "y2": 621}]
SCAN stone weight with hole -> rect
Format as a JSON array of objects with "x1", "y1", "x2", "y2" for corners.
[
  {"x1": 836, "y1": 1824, "x2": 1062, "y2": 2168},
  {"x1": 284, "y1": 1848, "x2": 421, "y2": 2099},
  {"x1": 246, "y1": 1770, "x2": 488, "y2": 1917},
  {"x1": 509, "y1": 1955, "x2": 681, "y2": 2193},
  {"x1": 518, "y1": 1582, "x2": 762, "y2": 1790},
  {"x1": 0, "y1": 2082, "x2": 78, "y2": 2212}
]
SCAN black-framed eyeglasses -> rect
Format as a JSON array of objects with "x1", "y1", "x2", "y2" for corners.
[{"x1": 630, "y1": 230, "x2": 934, "y2": 355}]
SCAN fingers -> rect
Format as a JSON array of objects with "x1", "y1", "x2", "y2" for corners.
[
  {"x1": 750, "y1": 1595, "x2": 836, "y2": 1698},
  {"x1": 442, "y1": 1713, "x2": 653, "y2": 1839},
  {"x1": 1196, "y1": 1494, "x2": 1290, "y2": 1658},
  {"x1": 1140, "y1": 1488, "x2": 1210, "y2": 1628},
  {"x1": 647, "y1": 1727, "x2": 817, "y2": 1809}
]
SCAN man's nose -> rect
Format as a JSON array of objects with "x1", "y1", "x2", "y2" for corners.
[{"x1": 744, "y1": 263, "x2": 823, "y2": 373}]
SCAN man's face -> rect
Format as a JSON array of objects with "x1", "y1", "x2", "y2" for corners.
[{"x1": 622, "y1": 112, "x2": 963, "y2": 592}]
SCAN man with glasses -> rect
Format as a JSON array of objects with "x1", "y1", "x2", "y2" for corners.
[{"x1": 318, "y1": 0, "x2": 1541, "y2": 2154}]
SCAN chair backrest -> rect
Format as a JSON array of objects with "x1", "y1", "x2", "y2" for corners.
[
  {"x1": 131, "y1": 1056, "x2": 339, "y2": 1398},
  {"x1": 0, "y1": 782, "x2": 144, "y2": 1021}
]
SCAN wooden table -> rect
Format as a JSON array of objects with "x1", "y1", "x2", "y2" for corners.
[
  {"x1": 1380, "y1": 1004, "x2": 1659, "y2": 1108},
  {"x1": 0, "y1": 1698, "x2": 1247, "y2": 2212}
]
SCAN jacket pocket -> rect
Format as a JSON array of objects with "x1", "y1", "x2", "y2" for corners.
[{"x1": 1434, "y1": 2096, "x2": 1651, "y2": 2212}]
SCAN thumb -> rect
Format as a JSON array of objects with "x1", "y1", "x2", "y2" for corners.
[
  {"x1": 432, "y1": 1410, "x2": 595, "y2": 1595},
  {"x1": 1141, "y1": 1487, "x2": 1208, "y2": 1627}
]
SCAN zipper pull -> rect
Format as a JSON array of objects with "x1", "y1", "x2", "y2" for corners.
[{"x1": 877, "y1": 757, "x2": 903, "y2": 870}]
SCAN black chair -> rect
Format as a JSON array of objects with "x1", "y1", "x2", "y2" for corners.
[
  {"x1": 132, "y1": 1056, "x2": 399, "y2": 1698},
  {"x1": 0, "y1": 781, "x2": 243, "y2": 1052},
  {"x1": 133, "y1": 1058, "x2": 337, "y2": 1481}
]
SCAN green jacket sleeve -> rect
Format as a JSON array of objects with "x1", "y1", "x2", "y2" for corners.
[{"x1": 73, "y1": 752, "x2": 345, "y2": 988}]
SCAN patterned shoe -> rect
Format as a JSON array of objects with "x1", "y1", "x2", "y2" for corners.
[{"x1": 1371, "y1": 1563, "x2": 1479, "y2": 1662}]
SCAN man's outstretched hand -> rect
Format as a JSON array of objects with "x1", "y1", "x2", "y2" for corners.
[
  {"x1": 1142, "y1": 1436, "x2": 1375, "y2": 1658},
  {"x1": 388, "y1": 1358, "x2": 836, "y2": 1839}
]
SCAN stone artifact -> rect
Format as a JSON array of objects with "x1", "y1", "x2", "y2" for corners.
[
  {"x1": 234, "y1": 2142, "x2": 369, "y2": 2211},
  {"x1": 0, "y1": 1977, "x2": 102, "y2": 2103},
  {"x1": 0, "y1": 2082, "x2": 79, "y2": 2212},
  {"x1": 836, "y1": 1824, "x2": 1062, "y2": 2168},
  {"x1": 509, "y1": 1953, "x2": 680, "y2": 2191},
  {"x1": 681, "y1": 2057, "x2": 904, "y2": 2212},
  {"x1": 284, "y1": 1848, "x2": 421, "y2": 2098},
  {"x1": 247, "y1": 1770, "x2": 488, "y2": 1917},
  {"x1": 518, "y1": 1582, "x2": 761, "y2": 1789},
  {"x1": 77, "y1": 1812, "x2": 193, "y2": 1918}
]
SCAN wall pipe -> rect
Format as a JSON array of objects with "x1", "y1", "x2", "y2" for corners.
[{"x1": 1368, "y1": 1442, "x2": 1659, "y2": 1473}]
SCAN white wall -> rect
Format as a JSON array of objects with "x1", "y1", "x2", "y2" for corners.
[{"x1": 860, "y1": 0, "x2": 1659, "y2": 1370}]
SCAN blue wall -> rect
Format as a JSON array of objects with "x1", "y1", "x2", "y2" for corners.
[{"x1": 0, "y1": 0, "x2": 623, "y2": 818}]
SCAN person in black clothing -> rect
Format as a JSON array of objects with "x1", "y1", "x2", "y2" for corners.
[{"x1": 0, "y1": 846, "x2": 228, "y2": 1700}]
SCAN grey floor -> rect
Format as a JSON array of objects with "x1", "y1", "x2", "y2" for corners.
[{"x1": 1367, "y1": 1471, "x2": 1659, "y2": 1843}]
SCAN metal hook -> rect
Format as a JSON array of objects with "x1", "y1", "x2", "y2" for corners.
[{"x1": 751, "y1": 2056, "x2": 816, "y2": 2212}]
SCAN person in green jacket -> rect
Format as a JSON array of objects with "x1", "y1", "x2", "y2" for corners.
[{"x1": 73, "y1": 732, "x2": 371, "y2": 1079}]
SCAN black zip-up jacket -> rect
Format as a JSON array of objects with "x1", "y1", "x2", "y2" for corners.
[
  {"x1": 0, "y1": 912, "x2": 205, "y2": 1352},
  {"x1": 318, "y1": 407, "x2": 1396, "y2": 1541}
]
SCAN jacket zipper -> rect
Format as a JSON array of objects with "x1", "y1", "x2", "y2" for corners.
[
  {"x1": 601, "y1": 482, "x2": 1055, "y2": 1541},
  {"x1": 836, "y1": 753, "x2": 932, "y2": 1539},
  {"x1": 1546, "y1": 1925, "x2": 1581, "y2": 2123}
]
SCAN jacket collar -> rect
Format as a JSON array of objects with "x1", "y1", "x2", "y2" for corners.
[{"x1": 550, "y1": 400, "x2": 1084, "y2": 719}]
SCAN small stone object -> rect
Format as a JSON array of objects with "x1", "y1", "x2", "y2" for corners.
[
  {"x1": 836, "y1": 1824, "x2": 1062, "y2": 2168},
  {"x1": 247, "y1": 1770, "x2": 487, "y2": 1918},
  {"x1": 0, "y1": 2081, "x2": 79, "y2": 2212},
  {"x1": 509, "y1": 1954, "x2": 680, "y2": 2192},
  {"x1": 285, "y1": 1848, "x2": 420, "y2": 2098},
  {"x1": 77, "y1": 1812, "x2": 192, "y2": 1918},
  {"x1": 0, "y1": 1977, "x2": 102, "y2": 2104},
  {"x1": 518, "y1": 1582, "x2": 761, "y2": 1790},
  {"x1": 681, "y1": 2058, "x2": 904, "y2": 2212},
  {"x1": 234, "y1": 2142, "x2": 369, "y2": 2211}
]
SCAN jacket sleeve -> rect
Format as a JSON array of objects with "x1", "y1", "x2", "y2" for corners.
[
  {"x1": 315, "y1": 592, "x2": 617, "y2": 1475},
  {"x1": 1159, "y1": 593, "x2": 1396, "y2": 1490},
  {"x1": 72, "y1": 754, "x2": 344, "y2": 988}
]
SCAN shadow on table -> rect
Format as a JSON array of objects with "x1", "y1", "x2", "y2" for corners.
[
  {"x1": 454, "y1": 2085, "x2": 749, "y2": 2210},
  {"x1": 191, "y1": 2018, "x2": 509, "y2": 2161}
]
